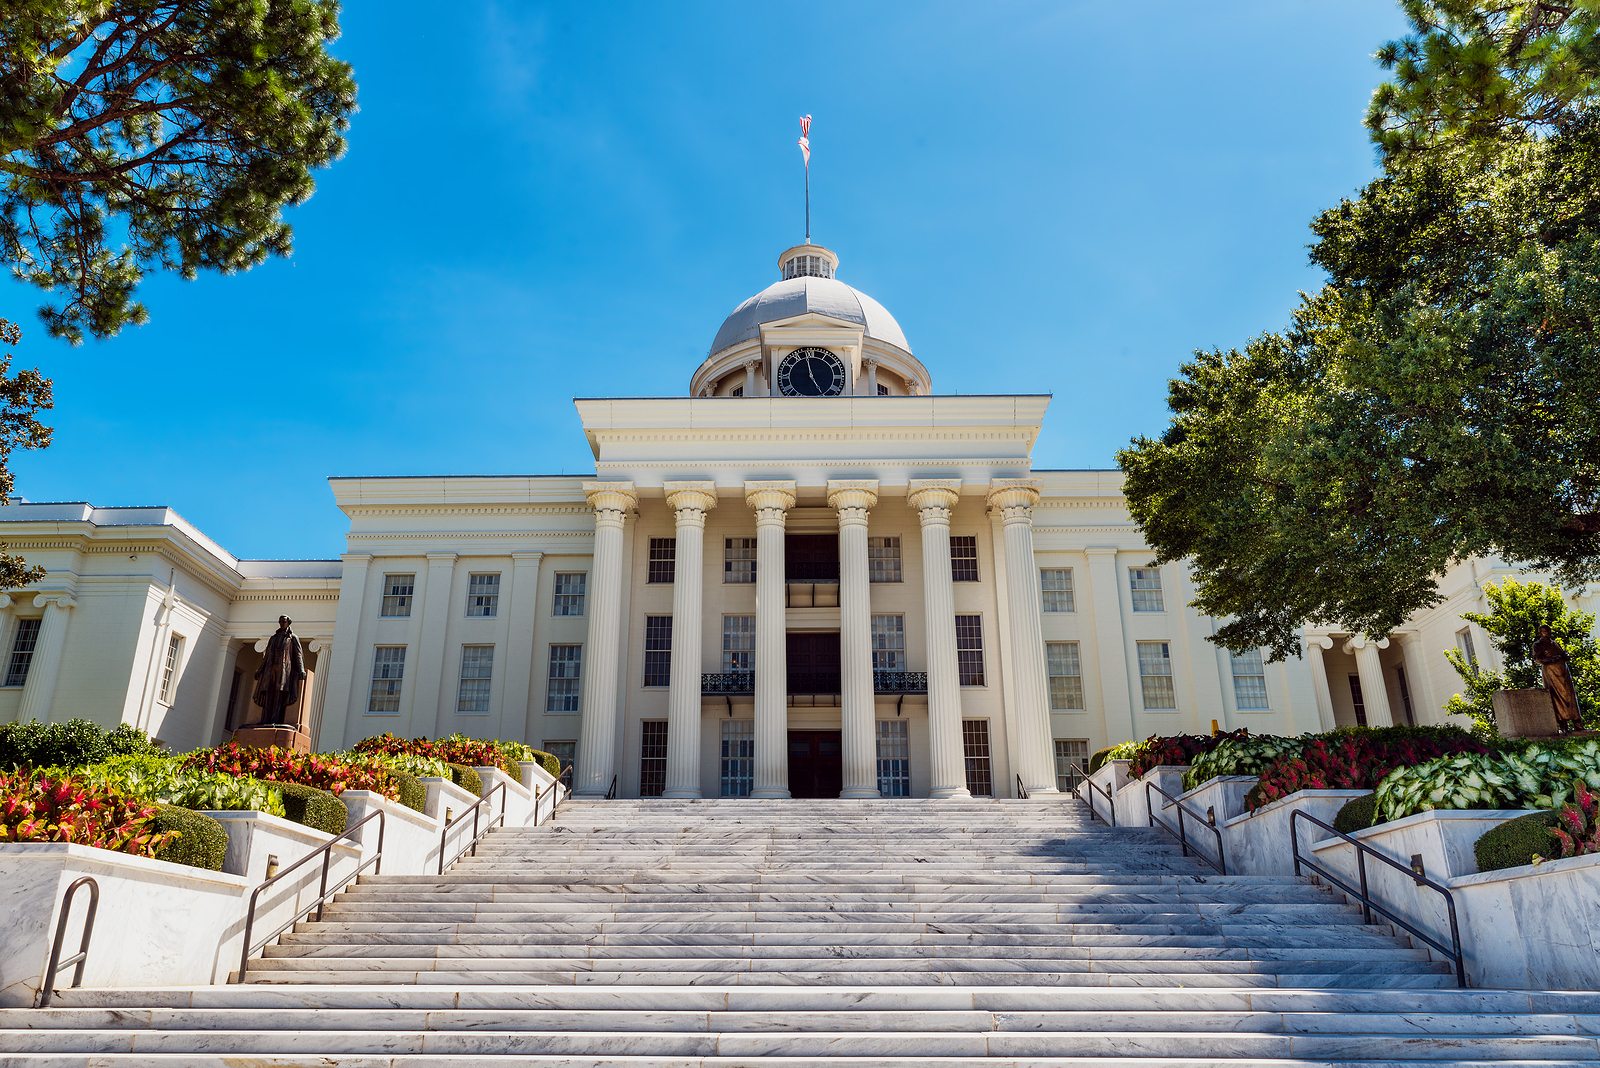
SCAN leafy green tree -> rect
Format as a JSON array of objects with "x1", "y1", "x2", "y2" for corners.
[
  {"x1": 1444, "y1": 577, "x2": 1600, "y2": 733},
  {"x1": 1120, "y1": 2, "x2": 1600, "y2": 659},
  {"x1": 0, "y1": 0, "x2": 356, "y2": 342},
  {"x1": 0, "y1": 318, "x2": 52, "y2": 589}
]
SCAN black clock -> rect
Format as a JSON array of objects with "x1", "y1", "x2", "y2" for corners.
[{"x1": 776, "y1": 347, "x2": 847, "y2": 397}]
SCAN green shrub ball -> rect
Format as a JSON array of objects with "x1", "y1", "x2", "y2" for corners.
[
  {"x1": 1475, "y1": 812, "x2": 1561, "y2": 872},
  {"x1": 1333, "y1": 794, "x2": 1379, "y2": 834},
  {"x1": 277, "y1": 783, "x2": 349, "y2": 836},
  {"x1": 447, "y1": 763, "x2": 483, "y2": 797},
  {"x1": 389, "y1": 769, "x2": 427, "y2": 813},
  {"x1": 151, "y1": 805, "x2": 228, "y2": 871}
]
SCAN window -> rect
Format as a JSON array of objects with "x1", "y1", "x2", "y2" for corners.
[
  {"x1": 720, "y1": 719, "x2": 754, "y2": 797},
  {"x1": 546, "y1": 644, "x2": 582, "y2": 712},
  {"x1": 955, "y1": 615, "x2": 985, "y2": 685},
  {"x1": 725, "y1": 537, "x2": 757, "y2": 583},
  {"x1": 731, "y1": 385, "x2": 744, "y2": 397},
  {"x1": 553, "y1": 572, "x2": 587, "y2": 616},
  {"x1": 871, "y1": 614, "x2": 906, "y2": 672},
  {"x1": 4, "y1": 617, "x2": 41, "y2": 686},
  {"x1": 1136, "y1": 641, "x2": 1176, "y2": 709},
  {"x1": 722, "y1": 615, "x2": 755, "y2": 672},
  {"x1": 158, "y1": 634, "x2": 184, "y2": 704},
  {"x1": 380, "y1": 573, "x2": 415, "y2": 617},
  {"x1": 367, "y1": 646, "x2": 406, "y2": 713},
  {"x1": 877, "y1": 720, "x2": 910, "y2": 797},
  {"x1": 950, "y1": 536, "x2": 979, "y2": 582},
  {"x1": 643, "y1": 616, "x2": 672, "y2": 686},
  {"x1": 1230, "y1": 648, "x2": 1270, "y2": 710},
  {"x1": 1456, "y1": 627, "x2": 1478, "y2": 667},
  {"x1": 1046, "y1": 641, "x2": 1084, "y2": 710},
  {"x1": 868, "y1": 536, "x2": 902, "y2": 582},
  {"x1": 647, "y1": 538, "x2": 676, "y2": 584},
  {"x1": 1041, "y1": 568, "x2": 1076, "y2": 613},
  {"x1": 1396, "y1": 665, "x2": 1417, "y2": 726},
  {"x1": 542, "y1": 740, "x2": 576, "y2": 775},
  {"x1": 1055, "y1": 739, "x2": 1090, "y2": 792},
  {"x1": 962, "y1": 720, "x2": 993, "y2": 797},
  {"x1": 639, "y1": 721, "x2": 668, "y2": 798},
  {"x1": 1129, "y1": 566, "x2": 1164, "y2": 612},
  {"x1": 456, "y1": 645, "x2": 494, "y2": 714},
  {"x1": 877, "y1": 384, "x2": 889, "y2": 397},
  {"x1": 465, "y1": 573, "x2": 500, "y2": 617},
  {"x1": 1348, "y1": 674, "x2": 1368, "y2": 727}
]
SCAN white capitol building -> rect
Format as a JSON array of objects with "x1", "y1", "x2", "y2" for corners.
[{"x1": 0, "y1": 241, "x2": 1574, "y2": 796}]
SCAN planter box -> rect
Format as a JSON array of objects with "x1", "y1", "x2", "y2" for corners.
[
  {"x1": 1450, "y1": 851, "x2": 1600, "y2": 990},
  {"x1": 339, "y1": 790, "x2": 441, "y2": 875},
  {"x1": 204, "y1": 810, "x2": 355, "y2": 883},
  {"x1": 1074, "y1": 759, "x2": 1128, "y2": 824},
  {"x1": 0, "y1": 843, "x2": 248, "y2": 1006},
  {"x1": 1178, "y1": 774, "x2": 1257, "y2": 827},
  {"x1": 421, "y1": 775, "x2": 478, "y2": 825},
  {"x1": 475, "y1": 767, "x2": 535, "y2": 827},
  {"x1": 1219, "y1": 789, "x2": 1368, "y2": 876},
  {"x1": 519, "y1": 761, "x2": 567, "y2": 824},
  {"x1": 1114, "y1": 765, "x2": 1187, "y2": 828}
]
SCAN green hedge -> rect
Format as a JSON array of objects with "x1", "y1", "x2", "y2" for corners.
[
  {"x1": 388, "y1": 769, "x2": 427, "y2": 813},
  {"x1": 1089, "y1": 741, "x2": 1138, "y2": 773},
  {"x1": 150, "y1": 805, "x2": 228, "y2": 870},
  {"x1": 1334, "y1": 794, "x2": 1378, "y2": 834},
  {"x1": 277, "y1": 783, "x2": 348, "y2": 837},
  {"x1": 0, "y1": 719, "x2": 159, "y2": 769},
  {"x1": 447, "y1": 762, "x2": 483, "y2": 797},
  {"x1": 1475, "y1": 811, "x2": 1562, "y2": 872}
]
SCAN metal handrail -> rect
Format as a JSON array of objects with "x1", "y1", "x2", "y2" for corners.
[
  {"x1": 1015, "y1": 774, "x2": 1029, "y2": 800},
  {"x1": 438, "y1": 781, "x2": 508, "y2": 874},
  {"x1": 1289, "y1": 809, "x2": 1467, "y2": 987},
  {"x1": 604, "y1": 774, "x2": 618, "y2": 800},
  {"x1": 1065, "y1": 762, "x2": 1116, "y2": 826},
  {"x1": 36, "y1": 875, "x2": 99, "y2": 1008},
  {"x1": 1145, "y1": 779, "x2": 1226, "y2": 874},
  {"x1": 237, "y1": 808, "x2": 385, "y2": 981},
  {"x1": 558, "y1": 763, "x2": 573, "y2": 790}
]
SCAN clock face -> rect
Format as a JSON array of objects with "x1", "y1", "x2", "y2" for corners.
[{"x1": 776, "y1": 347, "x2": 846, "y2": 397}]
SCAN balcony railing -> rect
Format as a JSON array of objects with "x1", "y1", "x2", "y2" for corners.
[
  {"x1": 699, "y1": 670, "x2": 928, "y2": 696},
  {"x1": 702, "y1": 671, "x2": 754, "y2": 695},
  {"x1": 786, "y1": 561, "x2": 840, "y2": 583},
  {"x1": 873, "y1": 671, "x2": 928, "y2": 694}
]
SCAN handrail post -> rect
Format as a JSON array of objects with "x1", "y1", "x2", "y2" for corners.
[
  {"x1": 1290, "y1": 810, "x2": 1303, "y2": 877},
  {"x1": 1357, "y1": 849, "x2": 1373, "y2": 924},
  {"x1": 37, "y1": 876, "x2": 99, "y2": 1009},
  {"x1": 1175, "y1": 798, "x2": 1190, "y2": 857}
]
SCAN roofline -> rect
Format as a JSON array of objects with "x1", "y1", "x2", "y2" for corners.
[{"x1": 571, "y1": 393, "x2": 1055, "y2": 402}]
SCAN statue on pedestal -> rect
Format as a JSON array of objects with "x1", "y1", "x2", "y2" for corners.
[
  {"x1": 1531, "y1": 624, "x2": 1584, "y2": 734},
  {"x1": 253, "y1": 615, "x2": 306, "y2": 727}
]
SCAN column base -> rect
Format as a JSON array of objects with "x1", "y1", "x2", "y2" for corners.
[
  {"x1": 661, "y1": 788, "x2": 702, "y2": 799},
  {"x1": 839, "y1": 787, "x2": 881, "y2": 800},
  {"x1": 750, "y1": 787, "x2": 791, "y2": 799},
  {"x1": 1022, "y1": 785, "x2": 1061, "y2": 797},
  {"x1": 928, "y1": 786, "x2": 972, "y2": 800}
]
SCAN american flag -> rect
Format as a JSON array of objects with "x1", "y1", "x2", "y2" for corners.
[{"x1": 797, "y1": 115, "x2": 811, "y2": 167}]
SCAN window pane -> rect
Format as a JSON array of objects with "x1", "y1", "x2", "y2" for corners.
[
  {"x1": 644, "y1": 615, "x2": 673, "y2": 686},
  {"x1": 870, "y1": 614, "x2": 906, "y2": 672},
  {"x1": 1046, "y1": 641, "x2": 1084, "y2": 710},
  {"x1": 639, "y1": 721, "x2": 668, "y2": 798},
  {"x1": 553, "y1": 572, "x2": 587, "y2": 616},
  {"x1": 543, "y1": 740, "x2": 576, "y2": 776},
  {"x1": 466, "y1": 573, "x2": 500, "y2": 618},
  {"x1": 955, "y1": 615, "x2": 985, "y2": 685},
  {"x1": 868, "y1": 536, "x2": 902, "y2": 582},
  {"x1": 457, "y1": 645, "x2": 494, "y2": 714},
  {"x1": 546, "y1": 644, "x2": 583, "y2": 712},
  {"x1": 380, "y1": 573, "x2": 415, "y2": 617},
  {"x1": 1137, "y1": 640, "x2": 1176, "y2": 709},
  {"x1": 1129, "y1": 566, "x2": 1165, "y2": 612},
  {"x1": 876, "y1": 720, "x2": 910, "y2": 797},
  {"x1": 962, "y1": 719, "x2": 993, "y2": 797},
  {"x1": 159, "y1": 635, "x2": 183, "y2": 704},
  {"x1": 1230, "y1": 648, "x2": 1270, "y2": 710},
  {"x1": 1041, "y1": 568, "x2": 1076, "y2": 613},
  {"x1": 368, "y1": 646, "x2": 406, "y2": 713},
  {"x1": 1054, "y1": 739, "x2": 1090, "y2": 791},
  {"x1": 4, "y1": 617, "x2": 41, "y2": 687},
  {"x1": 724, "y1": 537, "x2": 757, "y2": 583},
  {"x1": 950, "y1": 536, "x2": 979, "y2": 582},
  {"x1": 647, "y1": 538, "x2": 676, "y2": 584},
  {"x1": 722, "y1": 615, "x2": 755, "y2": 671},
  {"x1": 720, "y1": 719, "x2": 754, "y2": 797}
]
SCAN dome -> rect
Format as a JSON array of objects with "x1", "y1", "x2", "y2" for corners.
[{"x1": 707, "y1": 244, "x2": 911, "y2": 358}]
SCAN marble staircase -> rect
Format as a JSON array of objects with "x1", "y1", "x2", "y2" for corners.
[{"x1": 3, "y1": 797, "x2": 1599, "y2": 1064}]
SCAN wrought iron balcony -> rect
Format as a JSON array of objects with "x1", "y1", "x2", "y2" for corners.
[
  {"x1": 702, "y1": 671, "x2": 754, "y2": 695},
  {"x1": 873, "y1": 671, "x2": 928, "y2": 694},
  {"x1": 702, "y1": 670, "x2": 927, "y2": 697}
]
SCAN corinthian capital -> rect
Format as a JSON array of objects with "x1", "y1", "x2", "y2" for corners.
[
  {"x1": 826, "y1": 479, "x2": 879, "y2": 524},
  {"x1": 986, "y1": 477, "x2": 1042, "y2": 521},
  {"x1": 583, "y1": 481, "x2": 638, "y2": 527},
  {"x1": 908, "y1": 479, "x2": 961, "y2": 522},
  {"x1": 664, "y1": 481, "x2": 718, "y2": 526}
]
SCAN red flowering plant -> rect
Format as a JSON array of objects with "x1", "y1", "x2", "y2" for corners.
[
  {"x1": 1127, "y1": 729, "x2": 1250, "y2": 779},
  {"x1": 0, "y1": 768, "x2": 176, "y2": 857},
  {"x1": 1551, "y1": 779, "x2": 1600, "y2": 860},
  {"x1": 181, "y1": 744, "x2": 399, "y2": 800},
  {"x1": 1246, "y1": 726, "x2": 1487, "y2": 811},
  {"x1": 354, "y1": 733, "x2": 519, "y2": 776}
]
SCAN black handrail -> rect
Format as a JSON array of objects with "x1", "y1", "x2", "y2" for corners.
[
  {"x1": 558, "y1": 763, "x2": 573, "y2": 790},
  {"x1": 438, "y1": 781, "x2": 508, "y2": 874},
  {"x1": 1065, "y1": 761, "x2": 1116, "y2": 826},
  {"x1": 1145, "y1": 779, "x2": 1226, "y2": 874},
  {"x1": 237, "y1": 808, "x2": 385, "y2": 981},
  {"x1": 1015, "y1": 774, "x2": 1029, "y2": 800},
  {"x1": 36, "y1": 875, "x2": 99, "y2": 1008},
  {"x1": 1289, "y1": 809, "x2": 1467, "y2": 987},
  {"x1": 604, "y1": 773, "x2": 618, "y2": 800}
]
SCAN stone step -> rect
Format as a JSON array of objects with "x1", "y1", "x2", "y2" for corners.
[
  {"x1": 314, "y1": 905, "x2": 1370, "y2": 924},
  {"x1": 262, "y1": 943, "x2": 1433, "y2": 963},
  {"x1": 334, "y1": 888, "x2": 1344, "y2": 905},
  {"x1": 0, "y1": 1056, "x2": 1583, "y2": 1067}
]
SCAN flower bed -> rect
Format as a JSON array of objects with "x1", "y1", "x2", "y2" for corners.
[
  {"x1": 354, "y1": 732, "x2": 560, "y2": 780},
  {"x1": 1245, "y1": 725, "x2": 1485, "y2": 810},
  {"x1": 182, "y1": 743, "x2": 402, "y2": 802},
  {"x1": 1126, "y1": 729, "x2": 1249, "y2": 779},
  {"x1": 0, "y1": 768, "x2": 176, "y2": 858}
]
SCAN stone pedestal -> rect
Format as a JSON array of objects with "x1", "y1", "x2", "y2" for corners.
[
  {"x1": 1492, "y1": 688, "x2": 1560, "y2": 738},
  {"x1": 230, "y1": 724, "x2": 312, "y2": 753}
]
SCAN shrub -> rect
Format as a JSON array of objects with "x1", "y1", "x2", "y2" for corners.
[
  {"x1": 105, "y1": 723, "x2": 160, "y2": 758},
  {"x1": 388, "y1": 769, "x2": 427, "y2": 813},
  {"x1": 1183, "y1": 734, "x2": 1306, "y2": 791},
  {"x1": 1334, "y1": 793, "x2": 1378, "y2": 834},
  {"x1": 1089, "y1": 741, "x2": 1139, "y2": 773},
  {"x1": 0, "y1": 768, "x2": 176, "y2": 857},
  {"x1": 1127, "y1": 730, "x2": 1248, "y2": 779},
  {"x1": 1475, "y1": 811, "x2": 1561, "y2": 872},
  {"x1": 0, "y1": 718, "x2": 155, "y2": 769},
  {"x1": 1374, "y1": 739, "x2": 1600, "y2": 823},
  {"x1": 1551, "y1": 778, "x2": 1600, "y2": 859},
  {"x1": 150, "y1": 804, "x2": 228, "y2": 870},
  {"x1": 181, "y1": 745, "x2": 400, "y2": 801},
  {"x1": 81, "y1": 754, "x2": 286, "y2": 817},
  {"x1": 447, "y1": 763, "x2": 482, "y2": 796},
  {"x1": 275, "y1": 782, "x2": 348, "y2": 836},
  {"x1": 526, "y1": 748, "x2": 561, "y2": 779},
  {"x1": 354, "y1": 732, "x2": 520, "y2": 776},
  {"x1": 1246, "y1": 725, "x2": 1486, "y2": 811},
  {"x1": 351, "y1": 751, "x2": 453, "y2": 780}
]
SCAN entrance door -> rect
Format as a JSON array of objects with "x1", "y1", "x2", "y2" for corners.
[{"x1": 788, "y1": 730, "x2": 843, "y2": 798}]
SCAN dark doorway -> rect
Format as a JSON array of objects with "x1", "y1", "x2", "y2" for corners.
[
  {"x1": 789, "y1": 730, "x2": 843, "y2": 798},
  {"x1": 786, "y1": 533, "x2": 839, "y2": 582},
  {"x1": 787, "y1": 631, "x2": 841, "y2": 696}
]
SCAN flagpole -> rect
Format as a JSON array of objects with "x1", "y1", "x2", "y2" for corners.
[{"x1": 805, "y1": 164, "x2": 810, "y2": 244}]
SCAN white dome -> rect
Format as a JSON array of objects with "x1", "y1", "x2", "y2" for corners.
[{"x1": 708, "y1": 262, "x2": 910, "y2": 358}]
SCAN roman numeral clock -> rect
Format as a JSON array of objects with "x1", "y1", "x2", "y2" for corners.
[{"x1": 775, "y1": 346, "x2": 847, "y2": 397}]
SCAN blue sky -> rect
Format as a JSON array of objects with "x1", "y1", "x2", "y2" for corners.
[{"x1": 4, "y1": 1, "x2": 1408, "y2": 561}]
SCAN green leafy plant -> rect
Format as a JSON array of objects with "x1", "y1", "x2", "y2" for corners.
[
  {"x1": 1183, "y1": 734, "x2": 1306, "y2": 791},
  {"x1": 1334, "y1": 793, "x2": 1379, "y2": 834},
  {"x1": 275, "y1": 782, "x2": 348, "y2": 837},
  {"x1": 81, "y1": 754, "x2": 285, "y2": 817},
  {"x1": 1088, "y1": 741, "x2": 1139, "y2": 773},
  {"x1": 181, "y1": 744, "x2": 399, "y2": 801},
  {"x1": 0, "y1": 718, "x2": 156, "y2": 770},
  {"x1": 1246, "y1": 725, "x2": 1485, "y2": 810},
  {"x1": 447, "y1": 763, "x2": 482, "y2": 797},
  {"x1": 354, "y1": 733, "x2": 520, "y2": 776},
  {"x1": 1550, "y1": 778, "x2": 1600, "y2": 859},
  {"x1": 1475, "y1": 811, "x2": 1561, "y2": 872},
  {"x1": 150, "y1": 804, "x2": 228, "y2": 870},
  {"x1": 1374, "y1": 739, "x2": 1600, "y2": 823},
  {"x1": 0, "y1": 768, "x2": 175, "y2": 857},
  {"x1": 1126, "y1": 730, "x2": 1250, "y2": 779}
]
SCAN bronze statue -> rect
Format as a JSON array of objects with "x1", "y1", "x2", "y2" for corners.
[
  {"x1": 1531, "y1": 624, "x2": 1583, "y2": 734},
  {"x1": 253, "y1": 615, "x2": 306, "y2": 727}
]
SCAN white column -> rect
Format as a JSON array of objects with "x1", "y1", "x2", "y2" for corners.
[
  {"x1": 744, "y1": 360, "x2": 760, "y2": 396},
  {"x1": 408, "y1": 552, "x2": 455, "y2": 736},
  {"x1": 317, "y1": 553, "x2": 371, "y2": 749},
  {"x1": 503, "y1": 551, "x2": 543, "y2": 743},
  {"x1": 1304, "y1": 634, "x2": 1336, "y2": 731},
  {"x1": 199, "y1": 632, "x2": 237, "y2": 745},
  {"x1": 1085, "y1": 547, "x2": 1136, "y2": 744},
  {"x1": 1345, "y1": 634, "x2": 1394, "y2": 727},
  {"x1": 18, "y1": 593, "x2": 76, "y2": 723},
  {"x1": 1397, "y1": 629, "x2": 1433, "y2": 725},
  {"x1": 746, "y1": 481, "x2": 796, "y2": 799},
  {"x1": 987, "y1": 479, "x2": 1057, "y2": 795},
  {"x1": 664, "y1": 482, "x2": 717, "y2": 799},
  {"x1": 863, "y1": 358, "x2": 879, "y2": 397},
  {"x1": 829, "y1": 480, "x2": 881, "y2": 799},
  {"x1": 909, "y1": 480, "x2": 969, "y2": 799},
  {"x1": 575, "y1": 482, "x2": 638, "y2": 798}
]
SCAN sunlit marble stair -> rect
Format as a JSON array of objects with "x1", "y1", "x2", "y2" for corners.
[{"x1": 4, "y1": 797, "x2": 1599, "y2": 1064}]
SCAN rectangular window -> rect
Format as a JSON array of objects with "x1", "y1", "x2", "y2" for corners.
[
  {"x1": 380, "y1": 573, "x2": 415, "y2": 617},
  {"x1": 1041, "y1": 568, "x2": 1076, "y2": 613},
  {"x1": 725, "y1": 537, "x2": 757, "y2": 583},
  {"x1": 464, "y1": 572, "x2": 500, "y2": 618},
  {"x1": 647, "y1": 537, "x2": 676, "y2": 584},
  {"x1": 1136, "y1": 640, "x2": 1176, "y2": 710},
  {"x1": 1230, "y1": 648, "x2": 1270, "y2": 710},
  {"x1": 876, "y1": 720, "x2": 911, "y2": 797},
  {"x1": 1396, "y1": 665, "x2": 1417, "y2": 726},
  {"x1": 722, "y1": 615, "x2": 755, "y2": 672},
  {"x1": 731, "y1": 385, "x2": 744, "y2": 397},
  {"x1": 1129, "y1": 566, "x2": 1165, "y2": 612},
  {"x1": 1456, "y1": 627, "x2": 1478, "y2": 667},
  {"x1": 159, "y1": 634, "x2": 184, "y2": 704},
  {"x1": 456, "y1": 645, "x2": 495, "y2": 714},
  {"x1": 545, "y1": 644, "x2": 582, "y2": 713},
  {"x1": 1054, "y1": 739, "x2": 1090, "y2": 792},
  {"x1": 1348, "y1": 673, "x2": 1368, "y2": 727},
  {"x1": 720, "y1": 719, "x2": 754, "y2": 797},
  {"x1": 367, "y1": 646, "x2": 406, "y2": 713},
  {"x1": 867, "y1": 536, "x2": 902, "y2": 582},
  {"x1": 552, "y1": 572, "x2": 587, "y2": 617},
  {"x1": 962, "y1": 719, "x2": 993, "y2": 797},
  {"x1": 950, "y1": 536, "x2": 979, "y2": 582},
  {"x1": 871, "y1": 614, "x2": 906, "y2": 672},
  {"x1": 543, "y1": 739, "x2": 576, "y2": 776},
  {"x1": 877, "y1": 384, "x2": 889, "y2": 396},
  {"x1": 643, "y1": 615, "x2": 672, "y2": 686},
  {"x1": 5, "y1": 617, "x2": 41, "y2": 687},
  {"x1": 955, "y1": 614, "x2": 985, "y2": 685},
  {"x1": 1046, "y1": 641, "x2": 1084, "y2": 710},
  {"x1": 639, "y1": 720, "x2": 668, "y2": 798}
]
